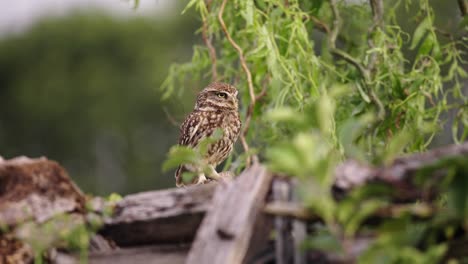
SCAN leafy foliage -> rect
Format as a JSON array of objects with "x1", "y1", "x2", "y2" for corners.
[{"x1": 163, "y1": 0, "x2": 467, "y2": 261}]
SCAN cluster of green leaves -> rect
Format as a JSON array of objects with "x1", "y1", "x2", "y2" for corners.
[
  {"x1": 162, "y1": 0, "x2": 467, "y2": 261},
  {"x1": 13, "y1": 194, "x2": 121, "y2": 263},
  {"x1": 164, "y1": 0, "x2": 467, "y2": 162},
  {"x1": 162, "y1": 128, "x2": 224, "y2": 183}
]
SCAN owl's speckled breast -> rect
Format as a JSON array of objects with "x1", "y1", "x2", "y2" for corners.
[{"x1": 205, "y1": 110, "x2": 241, "y2": 166}]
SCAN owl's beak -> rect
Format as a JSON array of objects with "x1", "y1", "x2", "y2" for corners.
[{"x1": 231, "y1": 96, "x2": 238, "y2": 106}]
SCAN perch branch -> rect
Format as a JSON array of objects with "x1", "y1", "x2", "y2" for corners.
[{"x1": 218, "y1": 0, "x2": 259, "y2": 165}]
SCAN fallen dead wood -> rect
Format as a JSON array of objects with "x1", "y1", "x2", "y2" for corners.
[
  {"x1": 0, "y1": 156, "x2": 85, "y2": 226},
  {"x1": 0, "y1": 157, "x2": 87, "y2": 263},
  {"x1": 0, "y1": 142, "x2": 467, "y2": 263}
]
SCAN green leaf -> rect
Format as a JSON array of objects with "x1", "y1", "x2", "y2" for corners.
[
  {"x1": 418, "y1": 33, "x2": 434, "y2": 55},
  {"x1": 410, "y1": 16, "x2": 431, "y2": 50},
  {"x1": 182, "y1": 171, "x2": 196, "y2": 184},
  {"x1": 266, "y1": 107, "x2": 302, "y2": 123},
  {"x1": 355, "y1": 82, "x2": 371, "y2": 103},
  {"x1": 162, "y1": 146, "x2": 199, "y2": 172},
  {"x1": 304, "y1": 226, "x2": 342, "y2": 253}
]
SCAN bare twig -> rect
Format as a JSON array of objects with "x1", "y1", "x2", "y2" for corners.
[
  {"x1": 458, "y1": 0, "x2": 468, "y2": 17},
  {"x1": 264, "y1": 201, "x2": 313, "y2": 221},
  {"x1": 367, "y1": 0, "x2": 384, "y2": 71},
  {"x1": 218, "y1": 0, "x2": 260, "y2": 165},
  {"x1": 328, "y1": 0, "x2": 385, "y2": 120},
  {"x1": 201, "y1": 1, "x2": 218, "y2": 81},
  {"x1": 329, "y1": 4, "x2": 373, "y2": 91},
  {"x1": 328, "y1": 0, "x2": 341, "y2": 49},
  {"x1": 308, "y1": 15, "x2": 331, "y2": 34},
  {"x1": 367, "y1": 0, "x2": 387, "y2": 120},
  {"x1": 162, "y1": 107, "x2": 179, "y2": 127},
  {"x1": 369, "y1": 0, "x2": 384, "y2": 28},
  {"x1": 257, "y1": 75, "x2": 270, "y2": 100},
  {"x1": 328, "y1": 0, "x2": 369, "y2": 81}
]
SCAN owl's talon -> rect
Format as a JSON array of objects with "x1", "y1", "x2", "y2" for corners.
[
  {"x1": 206, "y1": 166, "x2": 223, "y2": 181},
  {"x1": 195, "y1": 173, "x2": 208, "y2": 185}
]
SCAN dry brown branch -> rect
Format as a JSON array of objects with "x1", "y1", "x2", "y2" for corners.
[
  {"x1": 162, "y1": 107, "x2": 179, "y2": 127},
  {"x1": 367, "y1": 0, "x2": 384, "y2": 71},
  {"x1": 369, "y1": 0, "x2": 384, "y2": 27},
  {"x1": 218, "y1": 0, "x2": 259, "y2": 165},
  {"x1": 308, "y1": 15, "x2": 330, "y2": 34},
  {"x1": 458, "y1": 0, "x2": 468, "y2": 16},
  {"x1": 264, "y1": 201, "x2": 313, "y2": 221},
  {"x1": 327, "y1": 0, "x2": 369, "y2": 81},
  {"x1": 201, "y1": 1, "x2": 218, "y2": 81},
  {"x1": 328, "y1": 0, "x2": 341, "y2": 48}
]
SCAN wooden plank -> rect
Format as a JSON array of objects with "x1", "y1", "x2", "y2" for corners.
[
  {"x1": 291, "y1": 187, "x2": 307, "y2": 264},
  {"x1": 53, "y1": 244, "x2": 189, "y2": 264},
  {"x1": 101, "y1": 183, "x2": 217, "y2": 246},
  {"x1": 272, "y1": 179, "x2": 292, "y2": 264},
  {"x1": 186, "y1": 164, "x2": 273, "y2": 264}
]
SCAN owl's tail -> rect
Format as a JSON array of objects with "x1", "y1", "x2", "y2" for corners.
[{"x1": 175, "y1": 165, "x2": 186, "y2": 187}]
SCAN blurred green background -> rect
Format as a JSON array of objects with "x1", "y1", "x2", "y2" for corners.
[
  {"x1": 0, "y1": 3, "x2": 200, "y2": 195},
  {"x1": 0, "y1": 0, "x2": 464, "y2": 195}
]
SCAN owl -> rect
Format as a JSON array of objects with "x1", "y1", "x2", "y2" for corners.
[{"x1": 175, "y1": 82, "x2": 241, "y2": 187}]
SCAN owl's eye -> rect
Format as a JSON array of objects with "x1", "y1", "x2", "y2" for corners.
[{"x1": 216, "y1": 92, "x2": 228, "y2": 99}]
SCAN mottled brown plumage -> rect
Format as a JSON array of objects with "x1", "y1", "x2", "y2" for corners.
[{"x1": 175, "y1": 82, "x2": 241, "y2": 187}]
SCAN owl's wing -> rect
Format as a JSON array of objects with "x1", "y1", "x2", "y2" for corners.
[
  {"x1": 176, "y1": 111, "x2": 208, "y2": 186},
  {"x1": 178, "y1": 111, "x2": 207, "y2": 147}
]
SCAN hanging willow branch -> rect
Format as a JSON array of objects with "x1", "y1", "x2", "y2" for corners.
[
  {"x1": 328, "y1": 0, "x2": 385, "y2": 120},
  {"x1": 218, "y1": 0, "x2": 260, "y2": 165}
]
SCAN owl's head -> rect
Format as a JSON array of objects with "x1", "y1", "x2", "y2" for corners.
[{"x1": 195, "y1": 82, "x2": 239, "y2": 111}]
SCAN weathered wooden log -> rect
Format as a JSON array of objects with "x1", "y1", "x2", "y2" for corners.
[
  {"x1": 186, "y1": 164, "x2": 273, "y2": 264},
  {"x1": 100, "y1": 183, "x2": 217, "y2": 246},
  {"x1": 0, "y1": 156, "x2": 87, "y2": 263},
  {"x1": 0, "y1": 156, "x2": 85, "y2": 226},
  {"x1": 334, "y1": 141, "x2": 468, "y2": 192}
]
